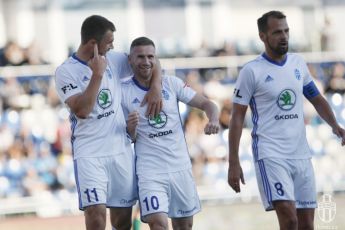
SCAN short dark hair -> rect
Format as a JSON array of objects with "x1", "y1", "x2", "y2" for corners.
[
  {"x1": 81, "y1": 15, "x2": 115, "y2": 44},
  {"x1": 257, "y1": 11, "x2": 286, "y2": 33},
  {"x1": 130, "y1": 37, "x2": 155, "y2": 51}
]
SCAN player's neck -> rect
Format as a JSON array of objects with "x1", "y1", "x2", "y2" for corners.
[
  {"x1": 75, "y1": 46, "x2": 93, "y2": 63},
  {"x1": 264, "y1": 51, "x2": 286, "y2": 63},
  {"x1": 134, "y1": 76, "x2": 151, "y2": 89}
]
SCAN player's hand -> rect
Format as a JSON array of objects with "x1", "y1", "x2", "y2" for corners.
[
  {"x1": 204, "y1": 119, "x2": 220, "y2": 135},
  {"x1": 228, "y1": 161, "x2": 245, "y2": 193},
  {"x1": 88, "y1": 44, "x2": 107, "y2": 78},
  {"x1": 141, "y1": 84, "x2": 162, "y2": 117},
  {"x1": 333, "y1": 125, "x2": 345, "y2": 146},
  {"x1": 127, "y1": 111, "x2": 139, "y2": 141}
]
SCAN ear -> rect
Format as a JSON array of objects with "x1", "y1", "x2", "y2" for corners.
[
  {"x1": 259, "y1": 31, "x2": 266, "y2": 42},
  {"x1": 86, "y1": 39, "x2": 97, "y2": 48}
]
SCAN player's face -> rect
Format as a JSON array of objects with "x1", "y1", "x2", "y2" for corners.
[
  {"x1": 129, "y1": 45, "x2": 156, "y2": 82},
  {"x1": 98, "y1": 30, "x2": 114, "y2": 55},
  {"x1": 262, "y1": 17, "x2": 289, "y2": 56}
]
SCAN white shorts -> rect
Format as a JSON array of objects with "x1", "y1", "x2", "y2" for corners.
[
  {"x1": 254, "y1": 158, "x2": 317, "y2": 211},
  {"x1": 74, "y1": 152, "x2": 137, "y2": 210},
  {"x1": 138, "y1": 169, "x2": 201, "y2": 222}
]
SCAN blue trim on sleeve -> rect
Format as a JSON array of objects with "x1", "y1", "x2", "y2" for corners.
[{"x1": 303, "y1": 81, "x2": 320, "y2": 99}]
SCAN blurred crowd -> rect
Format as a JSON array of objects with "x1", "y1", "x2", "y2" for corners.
[
  {"x1": 0, "y1": 41, "x2": 48, "y2": 67},
  {"x1": 0, "y1": 53, "x2": 345, "y2": 200}
]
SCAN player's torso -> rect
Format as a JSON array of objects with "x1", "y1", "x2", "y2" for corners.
[
  {"x1": 122, "y1": 77, "x2": 191, "y2": 174},
  {"x1": 65, "y1": 55, "x2": 127, "y2": 158},
  {"x1": 251, "y1": 56, "x2": 305, "y2": 119},
  {"x1": 248, "y1": 55, "x2": 310, "y2": 159}
]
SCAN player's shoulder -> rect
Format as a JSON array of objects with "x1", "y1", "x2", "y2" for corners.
[
  {"x1": 121, "y1": 76, "x2": 135, "y2": 87},
  {"x1": 162, "y1": 75, "x2": 182, "y2": 82},
  {"x1": 287, "y1": 52, "x2": 305, "y2": 62},
  {"x1": 55, "y1": 56, "x2": 79, "y2": 76},
  {"x1": 106, "y1": 50, "x2": 127, "y2": 61},
  {"x1": 241, "y1": 55, "x2": 265, "y2": 70},
  {"x1": 162, "y1": 75, "x2": 184, "y2": 86}
]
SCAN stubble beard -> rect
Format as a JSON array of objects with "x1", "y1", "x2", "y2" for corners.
[{"x1": 268, "y1": 41, "x2": 288, "y2": 56}]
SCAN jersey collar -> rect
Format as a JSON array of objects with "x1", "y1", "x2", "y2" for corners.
[
  {"x1": 262, "y1": 53, "x2": 287, "y2": 66},
  {"x1": 72, "y1": 53, "x2": 88, "y2": 66},
  {"x1": 132, "y1": 77, "x2": 149, "y2": 91}
]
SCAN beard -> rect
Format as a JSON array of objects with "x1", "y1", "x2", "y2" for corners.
[{"x1": 268, "y1": 41, "x2": 288, "y2": 56}]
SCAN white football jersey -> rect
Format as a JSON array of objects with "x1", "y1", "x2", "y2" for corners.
[
  {"x1": 55, "y1": 51, "x2": 132, "y2": 159},
  {"x1": 121, "y1": 75, "x2": 196, "y2": 175},
  {"x1": 233, "y1": 53, "x2": 318, "y2": 160}
]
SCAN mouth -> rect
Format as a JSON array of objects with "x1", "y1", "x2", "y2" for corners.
[
  {"x1": 140, "y1": 65, "x2": 152, "y2": 71},
  {"x1": 279, "y1": 41, "x2": 288, "y2": 47}
]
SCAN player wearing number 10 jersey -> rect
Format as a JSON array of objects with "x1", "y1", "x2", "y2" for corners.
[{"x1": 122, "y1": 37, "x2": 220, "y2": 230}]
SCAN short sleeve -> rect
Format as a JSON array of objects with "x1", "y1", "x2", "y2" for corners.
[
  {"x1": 168, "y1": 76, "x2": 196, "y2": 103},
  {"x1": 107, "y1": 51, "x2": 133, "y2": 79},
  {"x1": 301, "y1": 59, "x2": 313, "y2": 87},
  {"x1": 55, "y1": 66, "x2": 82, "y2": 103},
  {"x1": 232, "y1": 65, "x2": 256, "y2": 105}
]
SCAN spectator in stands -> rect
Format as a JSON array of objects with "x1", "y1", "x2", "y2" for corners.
[
  {"x1": 0, "y1": 41, "x2": 27, "y2": 66},
  {"x1": 325, "y1": 62, "x2": 345, "y2": 94}
]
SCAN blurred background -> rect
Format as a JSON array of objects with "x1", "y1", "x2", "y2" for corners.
[{"x1": 0, "y1": 0, "x2": 344, "y2": 229}]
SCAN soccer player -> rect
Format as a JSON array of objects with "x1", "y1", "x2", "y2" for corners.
[
  {"x1": 55, "y1": 16, "x2": 162, "y2": 230},
  {"x1": 121, "y1": 37, "x2": 220, "y2": 230},
  {"x1": 227, "y1": 11, "x2": 345, "y2": 230}
]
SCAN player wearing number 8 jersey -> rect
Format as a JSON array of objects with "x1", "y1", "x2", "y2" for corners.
[
  {"x1": 227, "y1": 11, "x2": 345, "y2": 230},
  {"x1": 55, "y1": 16, "x2": 162, "y2": 230},
  {"x1": 122, "y1": 37, "x2": 220, "y2": 230}
]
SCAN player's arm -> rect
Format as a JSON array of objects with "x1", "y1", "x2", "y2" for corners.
[
  {"x1": 126, "y1": 111, "x2": 139, "y2": 142},
  {"x1": 304, "y1": 80, "x2": 345, "y2": 146},
  {"x1": 141, "y1": 60, "x2": 163, "y2": 117},
  {"x1": 308, "y1": 94, "x2": 345, "y2": 146},
  {"x1": 228, "y1": 103, "x2": 247, "y2": 192},
  {"x1": 66, "y1": 45, "x2": 107, "y2": 119},
  {"x1": 187, "y1": 94, "x2": 220, "y2": 135}
]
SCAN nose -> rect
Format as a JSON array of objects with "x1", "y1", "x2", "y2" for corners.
[
  {"x1": 282, "y1": 31, "x2": 289, "y2": 40},
  {"x1": 143, "y1": 57, "x2": 150, "y2": 65}
]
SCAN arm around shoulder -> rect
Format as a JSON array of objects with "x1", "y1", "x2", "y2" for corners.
[{"x1": 188, "y1": 94, "x2": 220, "y2": 135}]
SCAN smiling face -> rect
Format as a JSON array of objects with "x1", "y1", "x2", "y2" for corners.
[
  {"x1": 260, "y1": 17, "x2": 289, "y2": 58},
  {"x1": 129, "y1": 45, "x2": 156, "y2": 87}
]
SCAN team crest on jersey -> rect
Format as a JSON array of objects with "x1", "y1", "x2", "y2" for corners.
[
  {"x1": 97, "y1": 89, "x2": 112, "y2": 109},
  {"x1": 277, "y1": 89, "x2": 296, "y2": 111},
  {"x1": 162, "y1": 90, "x2": 169, "y2": 100},
  {"x1": 294, "y1": 69, "x2": 301, "y2": 80},
  {"x1": 148, "y1": 111, "x2": 167, "y2": 129}
]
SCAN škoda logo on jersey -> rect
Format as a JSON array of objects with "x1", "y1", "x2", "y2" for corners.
[
  {"x1": 277, "y1": 89, "x2": 296, "y2": 111},
  {"x1": 97, "y1": 89, "x2": 112, "y2": 109},
  {"x1": 275, "y1": 89, "x2": 298, "y2": 120},
  {"x1": 148, "y1": 111, "x2": 167, "y2": 129}
]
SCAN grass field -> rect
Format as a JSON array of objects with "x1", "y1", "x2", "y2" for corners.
[{"x1": 1, "y1": 193, "x2": 343, "y2": 230}]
